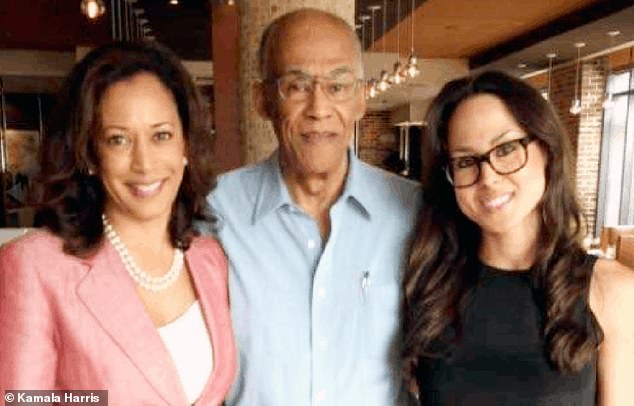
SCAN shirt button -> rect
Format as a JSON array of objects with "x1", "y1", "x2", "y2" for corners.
[
  {"x1": 316, "y1": 390, "x2": 327, "y2": 402},
  {"x1": 307, "y1": 239, "x2": 316, "y2": 249},
  {"x1": 317, "y1": 288, "x2": 326, "y2": 298}
]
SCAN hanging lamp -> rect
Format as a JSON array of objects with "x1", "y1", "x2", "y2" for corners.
[
  {"x1": 81, "y1": 0, "x2": 106, "y2": 19},
  {"x1": 545, "y1": 53, "x2": 557, "y2": 100},
  {"x1": 376, "y1": 0, "x2": 392, "y2": 92},
  {"x1": 405, "y1": 0, "x2": 420, "y2": 78},
  {"x1": 569, "y1": 42, "x2": 585, "y2": 115},
  {"x1": 367, "y1": 5, "x2": 381, "y2": 98},
  {"x1": 390, "y1": 0, "x2": 406, "y2": 85},
  {"x1": 603, "y1": 31, "x2": 620, "y2": 109}
]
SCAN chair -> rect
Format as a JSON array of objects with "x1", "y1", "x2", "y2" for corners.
[
  {"x1": 600, "y1": 225, "x2": 634, "y2": 253},
  {"x1": 616, "y1": 234, "x2": 634, "y2": 269}
]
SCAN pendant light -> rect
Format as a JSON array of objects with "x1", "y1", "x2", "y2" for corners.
[
  {"x1": 376, "y1": 0, "x2": 391, "y2": 92},
  {"x1": 358, "y1": 14, "x2": 373, "y2": 100},
  {"x1": 390, "y1": 0, "x2": 406, "y2": 85},
  {"x1": 603, "y1": 30, "x2": 620, "y2": 110},
  {"x1": 545, "y1": 53, "x2": 556, "y2": 100},
  {"x1": 368, "y1": 5, "x2": 381, "y2": 98},
  {"x1": 569, "y1": 42, "x2": 585, "y2": 115},
  {"x1": 359, "y1": 14, "x2": 371, "y2": 50},
  {"x1": 81, "y1": 0, "x2": 106, "y2": 19},
  {"x1": 405, "y1": 0, "x2": 420, "y2": 78}
]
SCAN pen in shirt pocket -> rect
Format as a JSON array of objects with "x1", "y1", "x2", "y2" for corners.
[{"x1": 361, "y1": 271, "x2": 371, "y2": 296}]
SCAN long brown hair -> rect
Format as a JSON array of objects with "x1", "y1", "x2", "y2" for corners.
[
  {"x1": 36, "y1": 41, "x2": 215, "y2": 257},
  {"x1": 401, "y1": 71, "x2": 602, "y2": 396}
]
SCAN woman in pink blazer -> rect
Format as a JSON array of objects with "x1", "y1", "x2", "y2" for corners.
[{"x1": 0, "y1": 41, "x2": 236, "y2": 405}]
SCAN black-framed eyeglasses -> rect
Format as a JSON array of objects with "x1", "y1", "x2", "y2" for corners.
[
  {"x1": 445, "y1": 134, "x2": 537, "y2": 188},
  {"x1": 266, "y1": 72, "x2": 364, "y2": 103}
]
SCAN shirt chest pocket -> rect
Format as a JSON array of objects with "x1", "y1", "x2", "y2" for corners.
[{"x1": 357, "y1": 268, "x2": 401, "y2": 362}]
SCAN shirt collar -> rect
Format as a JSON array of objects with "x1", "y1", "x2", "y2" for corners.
[
  {"x1": 341, "y1": 150, "x2": 374, "y2": 219},
  {"x1": 251, "y1": 149, "x2": 375, "y2": 224},
  {"x1": 252, "y1": 151, "x2": 294, "y2": 224}
]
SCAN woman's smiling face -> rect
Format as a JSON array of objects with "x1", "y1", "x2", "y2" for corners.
[
  {"x1": 446, "y1": 94, "x2": 548, "y2": 239},
  {"x1": 96, "y1": 72, "x2": 186, "y2": 225}
]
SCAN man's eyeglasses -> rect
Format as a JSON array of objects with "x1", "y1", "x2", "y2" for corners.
[
  {"x1": 267, "y1": 72, "x2": 364, "y2": 103},
  {"x1": 445, "y1": 135, "x2": 537, "y2": 188}
]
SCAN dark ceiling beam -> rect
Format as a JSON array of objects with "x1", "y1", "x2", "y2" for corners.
[{"x1": 469, "y1": 0, "x2": 634, "y2": 69}]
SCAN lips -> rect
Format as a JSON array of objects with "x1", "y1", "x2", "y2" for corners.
[
  {"x1": 481, "y1": 192, "x2": 512, "y2": 209},
  {"x1": 127, "y1": 180, "x2": 164, "y2": 198},
  {"x1": 301, "y1": 131, "x2": 337, "y2": 143}
]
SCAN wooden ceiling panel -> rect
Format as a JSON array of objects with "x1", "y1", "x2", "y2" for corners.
[{"x1": 371, "y1": 0, "x2": 601, "y2": 58}]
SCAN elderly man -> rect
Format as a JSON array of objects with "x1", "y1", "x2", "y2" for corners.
[{"x1": 208, "y1": 8, "x2": 421, "y2": 406}]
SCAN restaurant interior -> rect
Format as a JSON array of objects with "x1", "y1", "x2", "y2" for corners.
[{"x1": 1, "y1": 0, "x2": 633, "y2": 266}]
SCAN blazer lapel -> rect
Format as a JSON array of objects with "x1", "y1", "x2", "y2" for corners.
[
  {"x1": 187, "y1": 239, "x2": 235, "y2": 406},
  {"x1": 76, "y1": 241, "x2": 187, "y2": 406}
]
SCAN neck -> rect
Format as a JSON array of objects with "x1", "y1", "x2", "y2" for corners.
[
  {"x1": 479, "y1": 230, "x2": 538, "y2": 270},
  {"x1": 280, "y1": 155, "x2": 349, "y2": 240},
  {"x1": 103, "y1": 211, "x2": 173, "y2": 254}
]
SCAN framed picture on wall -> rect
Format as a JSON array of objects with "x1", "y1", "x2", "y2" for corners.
[
  {"x1": 3, "y1": 129, "x2": 40, "y2": 205},
  {"x1": 5, "y1": 129, "x2": 40, "y2": 176}
]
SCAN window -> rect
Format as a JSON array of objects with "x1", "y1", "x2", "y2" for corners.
[{"x1": 596, "y1": 68, "x2": 634, "y2": 232}]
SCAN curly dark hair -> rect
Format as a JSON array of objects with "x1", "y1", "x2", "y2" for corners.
[
  {"x1": 401, "y1": 71, "x2": 602, "y2": 397},
  {"x1": 36, "y1": 40, "x2": 215, "y2": 257}
]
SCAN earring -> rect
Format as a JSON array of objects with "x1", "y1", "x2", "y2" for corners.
[
  {"x1": 88, "y1": 169, "x2": 95, "y2": 175},
  {"x1": 183, "y1": 157, "x2": 188, "y2": 166}
]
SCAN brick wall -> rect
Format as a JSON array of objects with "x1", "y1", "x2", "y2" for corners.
[
  {"x1": 576, "y1": 60, "x2": 606, "y2": 236},
  {"x1": 531, "y1": 58, "x2": 608, "y2": 236},
  {"x1": 358, "y1": 110, "x2": 399, "y2": 170}
]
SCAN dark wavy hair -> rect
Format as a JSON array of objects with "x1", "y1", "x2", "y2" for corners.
[
  {"x1": 36, "y1": 40, "x2": 215, "y2": 257},
  {"x1": 401, "y1": 71, "x2": 602, "y2": 396}
]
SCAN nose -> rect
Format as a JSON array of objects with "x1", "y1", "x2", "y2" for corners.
[
  {"x1": 304, "y1": 82, "x2": 332, "y2": 120},
  {"x1": 478, "y1": 160, "x2": 502, "y2": 186},
  {"x1": 130, "y1": 138, "x2": 151, "y2": 173}
]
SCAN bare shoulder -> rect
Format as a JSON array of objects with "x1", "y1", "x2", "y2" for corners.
[{"x1": 589, "y1": 258, "x2": 634, "y2": 330}]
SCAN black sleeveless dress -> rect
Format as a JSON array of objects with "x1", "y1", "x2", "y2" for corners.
[{"x1": 416, "y1": 256, "x2": 598, "y2": 406}]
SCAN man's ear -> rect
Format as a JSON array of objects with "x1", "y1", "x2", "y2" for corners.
[
  {"x1": 253, "y1": 81, "x2": 274, "y2": 120},
  {"x1": 353, "y1": 87, "x2": 367, "y2": 121}
]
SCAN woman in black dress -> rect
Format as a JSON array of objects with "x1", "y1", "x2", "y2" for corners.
[{"x1": 402, "y1": 71, "x2": 634, "y2": 405}]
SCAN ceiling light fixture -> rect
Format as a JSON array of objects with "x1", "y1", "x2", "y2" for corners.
[
  {"x1": 367, "y1": 4, "x2": 381, "y2": 99},
  {"x1": 603, "y1": 30, "x2": 620, "y2": 110},
  {"x1": 358, "y1": 14, "x2": 371, "y2": 99},
  {"x1": 390, "y1": 0, "x2": 406, "y2": 85},
  {"x1": 169, "y1": 0, "x2": 179, "y2": 5},
  {"x1": 376, "y1": 0, "x2": 392, "y2": 92},
  {"x1": 545, "y1": 52, "x2": 557, "y2": 100},
  {"x1": 569, "y1": 42, "x2": 585, "y2": 115},
  {"x1": 405, "y1": 0, "x2": 420, "y2": 78},
  {"x1": 81, "y1": 0, "x2": 106, "y2": 20}
]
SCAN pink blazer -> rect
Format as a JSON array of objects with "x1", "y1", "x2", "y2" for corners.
[{"x1": 0, "y1": 230, "x2": 236, "y2": 406}]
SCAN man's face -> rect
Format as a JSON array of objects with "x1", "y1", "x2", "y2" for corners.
[{"x1": 261, "y1": 17, "x2": 366, "y2": 178}]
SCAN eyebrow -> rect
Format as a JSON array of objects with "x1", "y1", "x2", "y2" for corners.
[
  {"x1": 282, "y1": 66, "x2": 354, "y2": 78},
  {"x1": 101, "y1": 122, "x2": 174, "y2": 131},
  {"x1": 450, "y1": 129, "x2": 523, "y2": 154}
]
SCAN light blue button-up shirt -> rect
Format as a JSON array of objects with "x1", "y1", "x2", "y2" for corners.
[{"x1": 207, "y1": 151, "x2": 421, "y2": 406}]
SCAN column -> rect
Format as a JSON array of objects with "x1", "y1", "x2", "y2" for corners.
[{"x1": 212, "y1": 2, "x2": 241, "y2": 172}]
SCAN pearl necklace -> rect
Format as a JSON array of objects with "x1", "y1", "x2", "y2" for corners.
[{"x1": 102, "y1": 214, "x2": 184, "y2": 292}]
